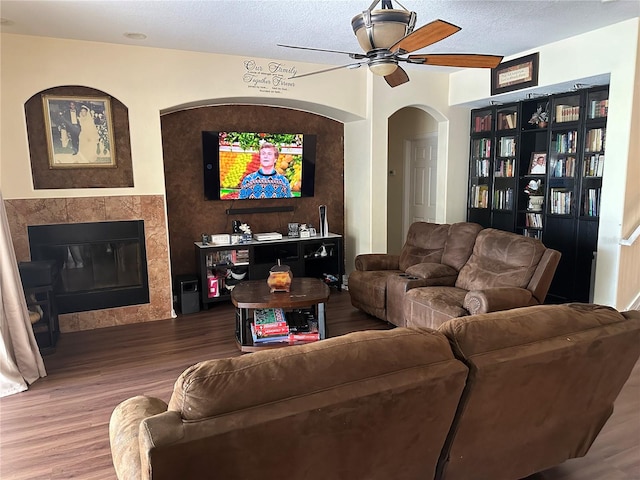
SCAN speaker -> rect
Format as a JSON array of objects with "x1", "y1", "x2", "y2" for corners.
[
  {"x1": 174, "y1": 275, "x2": 200, "y2": 315},
  {"x1": 319, "y1": 205, "x2": 329, "y2": 237}
]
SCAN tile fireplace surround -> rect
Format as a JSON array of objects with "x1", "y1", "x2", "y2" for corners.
[{"x1": 5, "y1": 195, "x2": 173, "y2": 332}]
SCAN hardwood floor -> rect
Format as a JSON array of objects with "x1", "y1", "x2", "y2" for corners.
[{"x1": 0, "y1": 291, "x2": 638, "y2": 480}]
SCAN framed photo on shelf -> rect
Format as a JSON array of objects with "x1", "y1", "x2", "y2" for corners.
[
  {"x1": 42, "y1": 95, "x2": 116, "y2": 169},
  {"x1": 529, "y1": 152, "x2": 547, "y2": 175},
  {"x1": 491, "y1": 52, "x2": 539, "y2": 95}
]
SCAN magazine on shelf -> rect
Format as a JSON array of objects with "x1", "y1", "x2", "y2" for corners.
[{"x1": 254, "y1": 308, "x2": 287, "y2": 325}]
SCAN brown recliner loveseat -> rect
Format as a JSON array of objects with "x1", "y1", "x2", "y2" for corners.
[{"x1": 349, "y1": 222, "x2": 561, "y2": 329}]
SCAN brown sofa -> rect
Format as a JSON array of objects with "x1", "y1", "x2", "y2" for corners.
[
  {"x1": 349, "y1": 222, "x2": 561, "y2": 329},
  {"x1": 109, "y1": 304, "x2": 640, "y2": 480},
  {"x1": 349, "y1": 222, "x2": 483, "y2": 326}
]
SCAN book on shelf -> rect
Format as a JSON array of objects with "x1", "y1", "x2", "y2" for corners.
[
  {"x1": 474, "y1": 158, "x2": 490, "y2": 177},
  {"x1": 474, "y1": 113, "x2": 492, "y2": 132},
  {"x1": 589, "y1": 99, "x2": 608, "y2": 119},
  {"x1": 525, "y1": 213, "x2": 543, "y2": 229},
  {"x1": 584, "y1": 154, "x2": 605, "y2": 177},
  {"x1": 494, "y1": 159, "x2": 515, "y2": 177},
  {"x1": 583, "y1": 188, "x2": 601, "y2": 217},
  {"x1": 493, "y1": 188, "x2": 513, "y2": 210},
  {"x1": 254, "y1": 322, "x2": 290, "y2": 336},
  {"x1": 470, "y1": 184, "x2": 489, "y2": 208},
  {"x1": 554, "y1": 131, "x2": 578, "y2": 154},
  {"x1": 288, "y1": 331, "x2": 320, "y2": 343},
  {"x1": 498, "y1": 137, "x2": 516, "y2": 157},
  {"x1": 250, "y1": 324, "x2": 289, "y2": 344},
  {"x1": 549, "y1": 156, "x2": 575, "y2": 178},
  {"x1": 555, "y1": 104, "x2": 580, "y2": 123},
  {"x1": 585, "y1": 128, "x2": 605, "y2": 152},
  {"x1": 497, "y1": 112, "x2": 517, "y2": 129},
  {"x1": 550, "y1": 189, "x2": 573, "y2": 215},
  {"x1": 472, "y1": 139, "x2": 491, "y2": 161},
  {"x1": 232, "y1": 249, "x2": 250, "y2": 265}
]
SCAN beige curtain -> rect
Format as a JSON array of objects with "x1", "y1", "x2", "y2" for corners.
[{"x1": 0, "y1": 190, "x2": 46, "y2": 397}]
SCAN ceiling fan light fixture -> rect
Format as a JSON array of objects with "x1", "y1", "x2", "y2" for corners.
[
  {"x1": 351, "y1": 1, "x2": 416, "y2": 51},
  {"x1": 368, "y1": 60, "x2": 398, "y2": 76}
]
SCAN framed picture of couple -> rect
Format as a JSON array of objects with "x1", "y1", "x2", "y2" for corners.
[
  {"x1": 42, "y1": 95, "x2": 117, "y2": 168},
  {"x1": 528, "y1": 152, "x2": 547, "y2": 175}
]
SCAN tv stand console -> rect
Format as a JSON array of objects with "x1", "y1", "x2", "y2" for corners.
[{"x1": 195, "y1": 233, "x2": 343, "y2": 309}]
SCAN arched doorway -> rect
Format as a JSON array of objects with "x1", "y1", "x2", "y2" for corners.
[{"x1": 387, "y1": 107, "x2": 439, "y2": 254}]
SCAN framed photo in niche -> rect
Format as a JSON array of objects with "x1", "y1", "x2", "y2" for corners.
[
  {"x1": 42, "y1": 95, "x2": 116, "y2": 168},
  {"x1": 529, "y1": 152, "x2": 547, "y2": 175},
  {"x1": 491, "y1": 53, "x2": 539, "y2": 95}
]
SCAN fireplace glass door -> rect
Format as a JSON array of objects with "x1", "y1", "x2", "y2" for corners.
[{"x1": 28, "y1": 221, "x2": 149, "y2": 313}]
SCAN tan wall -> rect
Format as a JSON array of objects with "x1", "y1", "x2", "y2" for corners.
[{"x1": 617, "y1": 28, "x2": 640, "y2": 310}]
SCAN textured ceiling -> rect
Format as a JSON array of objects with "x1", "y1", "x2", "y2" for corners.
[{"x1": 1, "y1": 0, "x2": 639, "y2": 74}]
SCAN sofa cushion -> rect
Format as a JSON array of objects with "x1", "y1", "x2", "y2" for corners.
[
  {"x1": 405, "y1": 263, "x2": 458, "y2": 284},
  {"x1": 441, "y1": 222, "x2": 483, "y2": 271},
  {"x1": 168, "y1": 328, "x2": 462, "y2": 420},
  {"x1": 398, "y1": 222, "x2": 450, "y2": 271},
  {"x1": 455, "y1": 228, "x2": 546, "y2": 291}
]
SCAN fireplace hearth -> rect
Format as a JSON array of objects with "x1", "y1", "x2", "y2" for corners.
[{"x1": 28, "y1": 220, "x2": 149, "y2": 314}]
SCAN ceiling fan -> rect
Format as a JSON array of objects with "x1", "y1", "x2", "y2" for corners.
[{"x1": 278, "y1": 0, "x2": 504, "y2": 88}]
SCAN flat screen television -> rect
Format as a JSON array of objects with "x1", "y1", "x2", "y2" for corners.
[{"x1": 203, "y1": 131, "x2": 316, "y2": 201}]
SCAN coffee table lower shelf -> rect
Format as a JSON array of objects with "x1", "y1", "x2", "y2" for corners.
[{"x1": 231, "y1": 278, "x2": 330, "y2": 353}]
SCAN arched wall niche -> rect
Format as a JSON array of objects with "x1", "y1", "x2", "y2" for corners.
[
  {"x1": 161, "y1": 97, "x2": 364, "y2": 123},
  {"x1": 161, "y1": 103, "x2": 346, "y2": 277},
  {"x1": 24, "y1": 85, "x2": 134, "y2": 189}
]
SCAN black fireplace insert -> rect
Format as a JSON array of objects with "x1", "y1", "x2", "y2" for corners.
[{"x1": 28, "y1": 220, "x2": 149, "y2": 314}]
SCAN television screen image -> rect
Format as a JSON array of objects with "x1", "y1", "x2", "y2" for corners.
[{"x1": 203, "y1": 131, "x2": 316, "y2": 201}]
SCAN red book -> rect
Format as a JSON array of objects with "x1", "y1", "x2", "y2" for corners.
[
  {"x1": 254, "y1": 323, "x2": 290, "y2": 336},
  {"x1": 288, "y1": 332, "x2": 320, "y2": 343}
]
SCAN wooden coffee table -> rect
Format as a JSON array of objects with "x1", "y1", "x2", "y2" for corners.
[{"x1": 231, "y1": 277, "x2": 330, "y2": 352}]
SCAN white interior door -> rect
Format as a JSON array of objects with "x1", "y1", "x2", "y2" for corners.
[{"x1": 403, "y1": 135, "x2": 438, "y2": 237}]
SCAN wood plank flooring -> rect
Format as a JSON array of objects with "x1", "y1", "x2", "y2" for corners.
[{"x1": 0, "y1": 291, "x2": 638, "y2": 479}]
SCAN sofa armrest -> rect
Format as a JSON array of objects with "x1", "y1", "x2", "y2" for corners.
[
  {"x1": 355, "y1": 254, "x2": 400, "y2": 271},
  {"x1": 405, "y1": 263, "x2": 459, "y2": 286},
  {"x1": 109, "y1": 395, "x2": 168, "y2": 480},
  {"x1": 463, "y1": 288, "x2": 534, "y2": 315}
]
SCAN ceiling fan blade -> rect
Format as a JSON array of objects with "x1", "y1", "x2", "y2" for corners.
[
  {"x1": 277, "y1": 44, "x2": 367, "y2": 60},
  {"x1": 385, "y1": 66, "x2": 410, "y2": 88},
  {"x1": 408, "y1": 53, "x2": 504, "y2": 68},
  {"x1": 289, "y1": 62, "x2": 366, "y2": 80},
  {"x1": 390, "y1": 19, "x2": 461, "y2": 54}
]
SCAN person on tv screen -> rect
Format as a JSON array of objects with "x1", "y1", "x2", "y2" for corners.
[{"x1": 239, "y1": 143, "x2": 292, "y2": 199}]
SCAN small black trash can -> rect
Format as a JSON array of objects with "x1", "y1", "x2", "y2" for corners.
[{"x1": 174, "y1": 275, "x2": 200, "y2": 315}]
